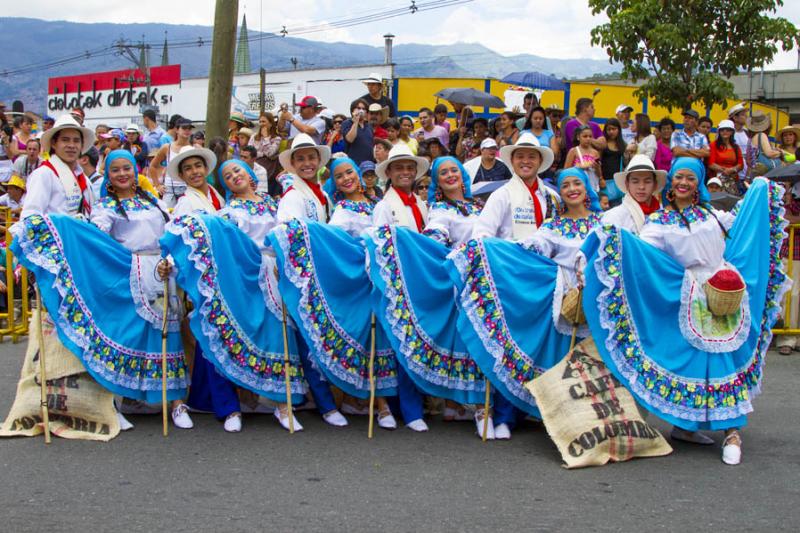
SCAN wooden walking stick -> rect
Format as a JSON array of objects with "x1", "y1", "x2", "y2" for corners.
[
  {"x1": 161, "y1": 278, "x2": 169, "y2": 438},
  {"x1": 34, "y1": 285, "x2": 51, "y2": 444},
  {"x1": 280, "y1": 303, "x2": 295, "y2": 434},
  {"x1": 482, "y1": 380, "x2": 491, "y2": 442},
  {"x1": 368, "y1": 313, "x2": 377, "y2": 439},
  {"x1": 569, "y1": 288, "x2": 583, "y2": 352}
]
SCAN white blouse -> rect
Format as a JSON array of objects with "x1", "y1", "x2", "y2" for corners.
[
  {"x1": 423, "y1": 201, "x2": 481, "y2": 248},
  {"x1": 90, "y1": 194, "x2": 169, "y2": 253},
  {"x1": 219, "y1": 197, "x2": 279, "y2": 251},
  {"x1": 328, "y1": 200, "x2": 375, "y2": 238},
  {"x1": 639, "y1": 206, "x2": 735, "y2": 283}
]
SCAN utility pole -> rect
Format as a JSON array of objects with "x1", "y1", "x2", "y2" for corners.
[
  {"x1": 205, "y1": 0, "x2": 239, "y2": 147},
  {"x1": 259, "y1": 68, "x2": 266, "y2": 114}
]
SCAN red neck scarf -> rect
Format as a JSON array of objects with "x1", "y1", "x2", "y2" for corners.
[
  {"x1": 638, "y1": 196, "x2": 660, "y2": 216},
  {"x1": 525, "y1": 178, "x2": 544, "y2": 227},
  {"x1": 394, "y1": 187, "x2": 423, "y2": 232},
  {"x1": 208, "y1": 188, "x2": 222, "y2": 211},
  {"x1": 304, "y1": 178, "x2": 328, "y2": 207}
]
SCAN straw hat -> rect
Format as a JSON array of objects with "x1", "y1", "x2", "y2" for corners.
[
  {"x1": 367, "y1": 103, "x2": 390, "y2": 123},
  {"x1": 778, "y1": 124, "x2": 800, "y2": 141},
  {"x1": 229, "y1": 111, "x2": 248, "y2": 125},
  {"x1": 361, "y1": 73, "x2": 384, "y2": 85},
  {"x1": 278, "y1": 133, "x2": 331, "y2": 175},
  {"x1": 40, "y1": 114, "x2": 95, "y2": 153},
  {"x1": 612, "y1": 154, "x2": 667, "y2": 194},
  {"x1": 499, "y1": 132, "x2": 554, "y2": 173},
  {"x1": 237, "y1": 127, "x2": 254, "y2": 139},
  {"x1": 375, "y1": 143, "x2": 430, "y2": 183},
  {"x1": 727, "y1": 102, "x2": 746, "y2": 117},
  {"x1": 166, "y1": 145, "x2": 217, "y2": 180},
  {"x1": 746, "y1": 111, "x2": 771, "y2": 132}
]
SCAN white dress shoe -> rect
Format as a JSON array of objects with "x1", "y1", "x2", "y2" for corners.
[
  {"x1": 117, "y1": 411, "x2": 134, "y2": 431},
  {"x1": 223, "y1": 413, "x2": 242, "y2": 433},
  {"x1": 494, "y1": 423, "x2": 511, "y2": 440},
  {"x1": 474, "y1": 410, "x2": 495, "y2": 440},
  {"x1": 171, "y1": 404, "x2": 194, "y2": 429},
  {"x1": 671, "y1": 427, "x2": 714, "y2": 445},
  {"x1": 274, "y1": 409, "x2": 304, "y2": 432},
  {"x1": 406, "y1": 418, "x2": 429, "y2": 432},
  {"x1": 377, "y1": 410, "x2": 398, "y2": 430},
  {"x1": 322, "y1": 410, "x2": 348, "y2": 427},
  {"x1": 722, "y1": 432, "x2": 742, "y2": 465}
]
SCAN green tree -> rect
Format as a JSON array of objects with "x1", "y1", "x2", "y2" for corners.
[{"x1": 588, "y1": 0, "x2": 799, "y2": 110}]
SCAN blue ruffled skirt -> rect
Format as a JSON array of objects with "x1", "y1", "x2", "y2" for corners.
[
  {"x1": 11, "y1": 214, "x2": 189, "y2": 403},
  {"x1": 581, "y1": 179, "x2": 788, "y2": 431},
  {"x1": 447, "y1": 237, "x2": 575, "y2": 416},
  {"x1": 160, "y1": 214, "x2": 307, "y2": 404},
  {"x1": 268, "y1": 219, "x2": 398, "y2": 399},
  {"x1": 365, "y1": 226, "x2": 487, "y2": 405}
]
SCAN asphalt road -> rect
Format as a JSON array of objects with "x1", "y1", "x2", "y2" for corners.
[{"x1": 0, "y1": 339, "x2": 798, "y2": 532}]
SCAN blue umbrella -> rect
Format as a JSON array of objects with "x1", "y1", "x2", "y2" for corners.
[{"x1": 501, "y1": 71, "x2": 567, "y2": 91}]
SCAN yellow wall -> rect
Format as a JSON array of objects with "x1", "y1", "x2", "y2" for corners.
[{"x1": 395, "y1": 77, "x2": 790, "y2": 132}]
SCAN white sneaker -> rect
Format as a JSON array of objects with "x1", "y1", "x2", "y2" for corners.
[
  {"x1": 273, "y1": 409, "x2": 304, "y2": 432},
  {"x1": 322, "y1": 410, "x2": 348, "y2": 427},
  {"x1": 494, "y1": 423, "x2": 511, "y2": 440},
  {"x1": 671, "y1": 427, "x2": 714, "y2": 445},
  {"x1": 474, "y1": 410, "x2": 495, "y2": 440},
  {"x1": 117, "y1": 411, "x2": 134, "y2": 431},
  {"x1": 377, "y1": 410, "x2": 398, "y2": 430},
  {"x1": 223, "y1": 413, "x2": 242, "y2": 433},
  {"x1": 406, "y1": 418, "x2": 429, "y2": 432},
  {"x1": 722, "y1": 432, "x2": 742, "y2": 465},
  {"x1": 341, "y1": 402, "x2": 369, "y2": 416},
  {"x1": 171, "y1": 404, "x2": 194, "y2": 429}
]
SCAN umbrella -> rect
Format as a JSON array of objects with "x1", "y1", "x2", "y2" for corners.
[
  {"x1": 434, "y1": 88, "x2": 505, "y2": 108},
  {"x1": 765, "y1": 163, "x2": 800, "y2": 182},
  {"x1": 500, "y1": 71, "x2": 567, "y2": 91},
  {"x1": 710, "y1": 191, "x2": 741, "y2": 211},
  {"x1": 472, "y1": 179, "x2": 508, "y2": 198}
]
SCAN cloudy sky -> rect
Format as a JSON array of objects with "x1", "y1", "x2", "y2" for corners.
[{"x1": 5, "y1": 0, "x2": 799, "y2": 68}]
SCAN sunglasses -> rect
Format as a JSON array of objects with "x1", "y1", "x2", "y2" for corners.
[
  {"x1": 180, "y1": 125, "x2": 194, "y2": 130},
  {"x1": 334, "y1": 120, "x2": 343, "y2": 124}
]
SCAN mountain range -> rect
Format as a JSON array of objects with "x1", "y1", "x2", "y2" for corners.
[{"x1": 0, "y1": 17, "x2": 618, "y2": 113}]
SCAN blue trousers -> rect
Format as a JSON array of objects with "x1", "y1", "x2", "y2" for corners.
[
  {"x1": 387, "y1": 365, "x2": 424, "y2": 424},
  {"x1": 492, "y1": 391, "x2": 520, "y2": 429},
  {"x1": 187, "y1": 346, "x2": 240, "y2": 420},
  {"x1": 296, "y1": 333, "x2": 338, "y2": 415}
]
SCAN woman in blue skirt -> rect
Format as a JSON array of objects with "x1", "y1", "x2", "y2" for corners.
[
  {"x1": 581, "y1": 158, "x2": 788, "y2": 465},
  {"x1": 160, "y1": 156, "x2": 308, "y2": 432},
  {"x1": 11, "y1": 149, "x2": 191, "y2": 430},
  {"x1": 447, "y1": 167, "x2": 603, "y2": 439},
  {"x1": 269, "y1": 157, "x2": 400, "y2": 430}
]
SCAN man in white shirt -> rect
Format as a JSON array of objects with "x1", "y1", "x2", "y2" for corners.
[
  {"x1": 22, "y1": 114, "x2": 96, "y2": 219},
  {"x1": 278, "y1": 96, "x2": 326, "y2": 144},
  {"x1": 616, "y1": 104, "x2": 635, "y2": 144},
  {"x1": 372, "y1": 144, "x2": 429, "y2": 232},
  {"x1": 276, "y1": 134, "x2": 350, "y2": 428},
  {"x1": 371, "y1": 143, "x2": 431, "y2": 432},
  {"x1": 472, "y1": 132, "x2": 560, "y2": 241}
]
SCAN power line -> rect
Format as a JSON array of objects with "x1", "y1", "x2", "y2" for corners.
[{"x1": 0, "y1": 0, "x2": 472, "y2": 78}]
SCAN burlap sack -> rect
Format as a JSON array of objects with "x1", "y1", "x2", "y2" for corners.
[
  {"x1": 0, "y1": 309, "x2": 120, "y2": 441},
  {"x1": 527, "y1": 337, "x2": 672, "y2": 468}
]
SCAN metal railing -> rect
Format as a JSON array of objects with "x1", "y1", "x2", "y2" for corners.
[
  {"x1": 0, "y1": 207, "x2": 30, "y2": 342},
  {"x1": 773, "y1": 223, "x2": 800, "y2": 336}
]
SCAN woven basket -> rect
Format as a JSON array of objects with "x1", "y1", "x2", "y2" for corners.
[
  {"x1": 704, "y1": 283, "x2": 744, "y2": 316},
  {"x1": 561, "y1": 288, "x2": 586, "y2": 325}
]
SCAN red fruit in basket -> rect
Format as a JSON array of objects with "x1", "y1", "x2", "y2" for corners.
[{"x1": 707, "y1": 269, "x2": 745, "y2": 291}]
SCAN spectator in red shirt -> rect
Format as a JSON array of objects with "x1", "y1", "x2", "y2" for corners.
[{"x1": 708, "y1": 119, "x2": 744, "y2": 195}]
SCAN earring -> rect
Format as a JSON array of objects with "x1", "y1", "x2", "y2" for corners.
[
  {"x1": 666, "y1": 190, "x2": 675, "y2": 202},
  {"x1": 693, "y1": 190, "x2": 699, "y2": 204},
  {"x1": 584, "y1": 196, "x2": 591, "y2": 209}
]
